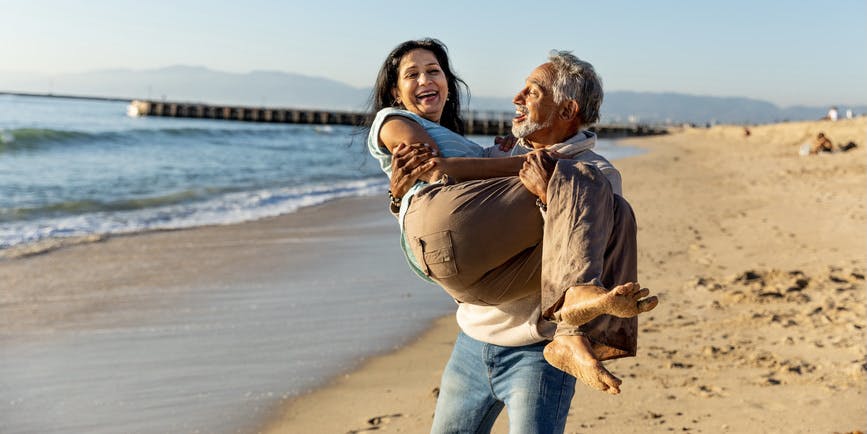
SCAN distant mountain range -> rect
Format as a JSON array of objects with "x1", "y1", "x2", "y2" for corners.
[{"x1": 2, "y1": 65, "x2": 863, "y2": 124}]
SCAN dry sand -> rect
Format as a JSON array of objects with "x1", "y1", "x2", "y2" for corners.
[
  {"x1": 3, "y1": 118, "x2": 865, "y2": 433},
  {"x1": 261, "y1": 118, "x2": 867, "y2": 434}
]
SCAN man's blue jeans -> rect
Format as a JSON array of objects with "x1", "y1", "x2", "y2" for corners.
[{"x1": 430, "y1": 332, "x2": 576, "y2": 434}]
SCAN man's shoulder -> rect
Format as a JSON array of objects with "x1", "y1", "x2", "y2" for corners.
[
  {"x1": 574, "y1": 149, "x2": 618, "y2": 171},
  {"x1": 573, "y1": 150, "x2": 623, "y2": 196},
  {"x1": 573, "y1": 147, "x2": 608, "y2": 162}
]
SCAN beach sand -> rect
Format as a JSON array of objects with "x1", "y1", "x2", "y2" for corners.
[
  {"x1": 261, "y1": 118, "x2": 867, "y2": 434},
  {"x1": 3, "y1": 118, "x2": 865, "y2": 433}
]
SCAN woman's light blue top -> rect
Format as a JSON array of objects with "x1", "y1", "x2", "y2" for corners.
[{"x1": 367, "y1": 108, "x2": 487, "y2": 281}]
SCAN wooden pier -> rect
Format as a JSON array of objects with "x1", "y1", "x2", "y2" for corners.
[{"x1": 127, "y1": 99, "x2": 666, "y2": 137}]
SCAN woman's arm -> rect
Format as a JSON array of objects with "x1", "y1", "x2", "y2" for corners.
[
  {"x1": 380, "y1": 116, "x2": 445, "y2": 185},
  {"x1": 379, "y1": 116, "x2": 440, "y2": 156},
  {"x1": 432, "y1": 156, "x2": 526, "y2": 181},
  {"x1": 433, "y1": 148, "x2": 567, "y2": 183},
  {"x1": 380, "y1": 116, "x2": 527, "y2": 182}
]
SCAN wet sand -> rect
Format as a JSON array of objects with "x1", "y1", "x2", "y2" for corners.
[
  {"x1": 0, "y1": 197, "x2": 454, "y2": 433},
  {"x1": 262, "y1": 118, "x2": 867, "y2": 434}
]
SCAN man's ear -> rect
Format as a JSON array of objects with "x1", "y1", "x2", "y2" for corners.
[{"x1": 559, "y1": 100, "x2": 580, "y2": 120}]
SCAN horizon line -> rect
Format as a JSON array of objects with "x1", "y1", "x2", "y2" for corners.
[{"x1": 1, "y1": 66, "x2": 863, "y2": 109}]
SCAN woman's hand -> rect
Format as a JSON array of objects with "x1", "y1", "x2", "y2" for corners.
[
  {"x1": 494, "y1": 134, "x2": 518, "y2": 152},
  {"x1": 390, "y1": 143, "x2": 438, "y2": 200},
  {"x1": 518, "y1": 150, "x2": 559, "y2": 204}
]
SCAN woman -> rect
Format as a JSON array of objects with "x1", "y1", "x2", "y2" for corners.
[{"x1": 365, "y1": 39, "x2": 656, "y2": 390}]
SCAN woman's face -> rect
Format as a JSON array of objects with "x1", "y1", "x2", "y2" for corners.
[{"x1": 392, "y1": 49, "x2": 449, "y2": 123}]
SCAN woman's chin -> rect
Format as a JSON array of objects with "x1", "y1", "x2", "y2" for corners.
[{"x1": 413, "y1": 107, "x2": 444, "y2": 123}]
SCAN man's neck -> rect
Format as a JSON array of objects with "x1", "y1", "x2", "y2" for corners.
[{"x1": 526, "y1": 129, "x2": 581, "y2": 149}]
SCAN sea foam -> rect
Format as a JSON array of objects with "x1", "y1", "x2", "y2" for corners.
[{"x1": 0, "y1": 178, "x2": 387, "y2": 249}]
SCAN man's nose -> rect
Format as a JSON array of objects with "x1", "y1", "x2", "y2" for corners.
[{"x1": 513, "y1": 90, "x2": 525, "y2": 105}]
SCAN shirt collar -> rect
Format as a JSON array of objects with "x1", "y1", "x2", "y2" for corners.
[{"x1": 513, "y1": 130, "x2": 597, "y2": 158}]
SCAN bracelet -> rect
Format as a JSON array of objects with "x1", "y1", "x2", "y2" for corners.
[
  {"x1": 535, "y1": 197, "x2": 547, "y2": 212},
  {"x1": 388, "y1": 190, "x2": 402, "y2": 212}
]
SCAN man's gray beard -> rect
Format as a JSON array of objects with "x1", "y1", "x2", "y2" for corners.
[
  {"x1": 512, "y1": 113, "x2": 554, "y2": 139},
  {"x1": 511, "y1": 115, "x2": 552, "y2": 139}
]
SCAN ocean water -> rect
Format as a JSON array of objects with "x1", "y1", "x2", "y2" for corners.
[
  {"x1": 0, "y1": 94, "x2": 643, "y2": 434},
  {"x1": 0, "y1": 95, "x2": 387, "y2": 250},
  {"x1": 0, "y1": 94, "x2": 638, "y2": 251}
]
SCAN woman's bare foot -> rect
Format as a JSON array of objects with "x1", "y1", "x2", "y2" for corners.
[
  {"x1": 544, "y1": 335, "x2": 621, "y2": 394},
  {"x1": 558, "y1": 282, "x2": 658, "y2": 326}
]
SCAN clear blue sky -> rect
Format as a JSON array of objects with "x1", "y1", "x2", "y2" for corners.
[{"x1": 2, "y1": 0, "x2": 864, "y2": 107}]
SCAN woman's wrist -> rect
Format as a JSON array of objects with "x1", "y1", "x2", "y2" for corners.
[{"x1": 417, "y1": 157, "x2": 446, "y2": 183}]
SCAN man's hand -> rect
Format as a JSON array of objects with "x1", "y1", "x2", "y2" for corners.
[
  {"x1": 518, "y1": 150, "x2": 559, "y2": 204},
  {"x1": 390, "y1": 143, "x2": 437, "y2": 199}
]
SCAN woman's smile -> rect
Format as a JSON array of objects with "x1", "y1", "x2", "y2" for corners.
[{"x1": 393, "y1": 48, "x2": 449, "y2": 123}]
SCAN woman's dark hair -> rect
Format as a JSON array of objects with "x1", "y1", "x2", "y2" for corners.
[{"x1": 366, "y1": 38, "x2": 468, "y2": 135}]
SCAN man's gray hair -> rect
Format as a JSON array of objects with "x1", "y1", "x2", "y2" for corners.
[{"x1": 548, "y1": 50, "x2": 603, "y2": 125}]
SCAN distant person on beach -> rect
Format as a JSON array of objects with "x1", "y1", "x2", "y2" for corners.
[
  {"x1": 365, "y1": 38, "x2": 657, "y2": 433},
  {"x1": 812, "y1": 132, "x2": 833, "y2": 153},
  {"x1": 798, "y1": 132, "x2": 860, "y2": 156},
  {"x1": 827, "y1": 106, "x2": 839, "y2": 121},
  {"x1": 811, "y1": 132, "x2": 833, "y2": 154}
]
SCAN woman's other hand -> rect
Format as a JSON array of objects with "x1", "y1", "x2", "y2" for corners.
[
  {"x1": 390, "y1": 143, "x2": 438, "y2": 199},
  {"x1": 494, "y1": 134, "x2": 518, "y2": 152},
  {"x1": 518, "y1": 150, "x2": 557, "y2": 204}
]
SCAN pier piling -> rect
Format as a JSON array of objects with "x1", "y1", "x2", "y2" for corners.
[{"x1": 126, "y1": 99, "x2": 665, "y2": 137}]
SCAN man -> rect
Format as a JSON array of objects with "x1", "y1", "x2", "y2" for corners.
[
  {"x1": 395, "y1": 50, "x2": 653, "y2": 433},
  {"x1": 510, "y1": 51, "x2": 647, "y2": 386}
]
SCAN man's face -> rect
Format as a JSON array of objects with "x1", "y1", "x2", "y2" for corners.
[{"x1": 511, "y1": 63, "x2": 558, "y2": 141}]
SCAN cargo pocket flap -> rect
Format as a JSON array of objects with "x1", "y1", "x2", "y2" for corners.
[{"x1": 418, "y1": 231, "x2": 458, "y2": 278}]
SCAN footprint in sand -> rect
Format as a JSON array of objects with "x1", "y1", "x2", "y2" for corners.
[
  {"x1": 692, "y1": 384, "x2": 725, "y2": 398},
  {"x1": 688, "y1": 243, "x2": 714, "y2": 265},
  {"x1": 346, "y1": 413, "x2": 403, "y2": 434}
]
